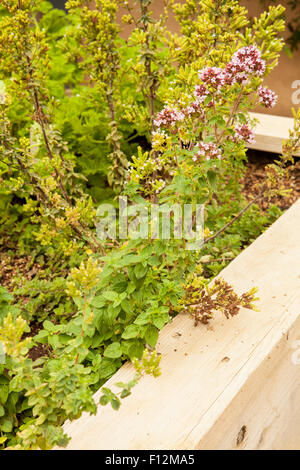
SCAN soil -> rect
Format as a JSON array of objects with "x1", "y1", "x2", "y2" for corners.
[
  {"x1": 23, "y1": 321, "x2": 52, "y2": 361},
  {"x1": 0, "y1": 252, "x2": 37, "y2": 291},
  {"x1": 243, "y1": 150, "x2": 300, "y2": 211}
]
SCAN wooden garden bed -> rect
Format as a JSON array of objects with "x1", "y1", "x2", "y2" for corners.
[
  {"x1": 248, "y1": 112, "x2": 300, "y2": 156},
  {"x1": 60, "y1": 198, "x2": 300, "y2": 450}
]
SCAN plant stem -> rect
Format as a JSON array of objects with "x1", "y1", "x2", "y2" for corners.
[
  {"x1": 203, "y1": 191, "x2": 264, "y2": 245},
  {"x1": 139, "y1": 0, "x2": 156, "y2": 126},
  {"x1": 216, "y1": 86, "x2": 244, "y2": 144},
  {"x1": 24, "y1": 54, "x2": 71, "y2": 205}
]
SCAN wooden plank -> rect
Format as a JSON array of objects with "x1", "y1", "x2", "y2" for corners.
[
  {"x1": 196, "y1": 315, "x2": 300, "y2": 450},
  {"x1": 60, "y1": 199, "x2": 300, "y2": 450},
  {"x1": 248, "y1": 112, "x2": 300, "y2": 156}
]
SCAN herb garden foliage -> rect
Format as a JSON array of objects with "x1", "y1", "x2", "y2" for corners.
[
  {"x1": 261, "y1": 0, "x2": 300, "y2": 53},
  {"x1": 0, "y1": 0, "x2": 297, "y2": 450}
]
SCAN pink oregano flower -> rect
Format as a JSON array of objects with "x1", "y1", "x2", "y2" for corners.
[
  {"x1": 198, "y1": 67, "x2": 227, "y2": 92},
  {"x1": 225, "y1": 45, "x2": 266, "y2": 84},
  {"x1": 153, "y1": 106, "x2": 185, "y2": 130},
  {"x1": 194, "y1": 84, "x2": 210, "y2": 103},
  {"x1": 258, "y1": 86, "x2": 278, "y2": 108},
  {"x1": 232, "y1": 124, "x2": 256, "y2": 144},
  {"x1": 192, "y1": 142, "x2": 222, "y2": 162},
  {"x1": 183, "y1": 100, "x2": 205, "y2": 117},
  {"x1": 153, "y1": 46, "x2": 268, "y2": 142},
  {"x1": 196, "y1": 46, "x2": 266, "y2": 91}
]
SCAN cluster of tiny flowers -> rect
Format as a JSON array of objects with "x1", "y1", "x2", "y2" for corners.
[
  {"x1": 225, "y1": 45, "x2": 266, "y2": 84},
  {"x1": 198, "y1": 67, "x2": 227, "y2": 92},
  {"x1": 193, "y1": 46, "x2": 266, "y2": 103},
  {"x1": 257, "y1": 85, "x2": 278, "y2": 108},
  {"x1": 232, "y1": 124, "x2": 255, "y2": 144},
  {"x1": 153, "y1": 106, "x2": 185, "y2": 130},
  {"x1": 192, "y1": 142, "x2": 222, "y2": 162},
  {"x1": 154, "y1": 46, "x2": 268, "y2": 133},
  {"x1": 183, "y1": 100, "x2": 205, "y2": 117},
  {"x1": 194, "y1": 84, "x2": 210, "y2": 104},
  {"x1": 194, "y1": 84, "x2": 209, "y2": 98}
]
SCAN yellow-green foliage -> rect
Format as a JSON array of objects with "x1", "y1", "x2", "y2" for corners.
[{"x1": 172, "y1": 0, "x2": 285, "y2": 71}]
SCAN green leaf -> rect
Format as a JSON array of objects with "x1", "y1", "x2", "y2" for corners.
[
  {"x1": 140, "y1": 245, "x2": 153, "y2": 259},
  {"x1": 121, "y1": 254, "x2": 142, "y2": 266},
  {"x1": 120, "y1": 389, "x2": 131, "y2": 399},
  {"x1": 134, "y1": 263, "x2": 147, "y2": 279},
  {"x1": 128, "y1": 341, "x2": 144, "y2": 360},
  {"x1": 207, "y1": 170, "x2": 218, "y2": 190},
  {"x1": 0, "y1": 385, "x2": 9, "y2": 405},
  {"x1": 153, "y1": 312, "x2": 170, "y2": 329},
  {"x1": 99, "y1": 395, "x2": 109, "y2": 406},
  {"x1": 65, "y1": 320, "x2": 82, "y2": 336},
  {"x1": 98, "y1": 359, "x2": 118, "y2": 379},
  {"x1": 0, "y1": 416, "x2": 13, "y2": 433},
  {"x1": 134, "y1": 311, "x2": 150, "y2": 325},
  {"x1": 208, "y1": 115, "x2": 219, "y2": 125},
  {"x1": 111, "y1": 398, "x2": 121, "y2": 411},
  {"x1": 121, "y1": 299, "x2": 133, "y2": 315},
  {"x1": 121, "y1": 324, "x2": 139, "y2": 339},
  {"x1": 216, "y1": 116, "x2": 226, "y2": 128},
  {"x1": 48, "y1": 334, "x2": 62, "y2": 349},
  {"x1": 145, "y1": 325, "x2": 159, "y2": 348},
  {"x1": 104, "y1": 342, "x2": 122, "y2": 359},
  {"x1": 148, "y1": 255, "x2": 161, "y2": 266},
  {"x1": 34, "y1": 329, "x2": 49, "y2": 344},
  {"x1": 43, "y1": 320, "x2": 56, "y2": 332},
  {"x1": 238, "y1": 113, "x2": 247, "y2": 124},
  {"x1": 126, "y1": 282, "x2": 136, "y2": 294},
  {"x1": 37, "y1": 1, "x2": 53, "y2": 14},
  {"x1": 90, "y1": 295, "x2": 106, "y2": 308},
  {"x1": 103, "y1": 291, "x2": 119, "y2": 302},
  {"x1": 107, "y1": 303, "x2": 121, "y2": 321}
]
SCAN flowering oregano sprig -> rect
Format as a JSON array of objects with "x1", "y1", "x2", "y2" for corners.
[
  {"x1": 121, "y1": 0, "x2": 175, "y2": 129},
  {"x1": 225, "y1": 45, "x2": 266, "y2": 84},
  {"x1": 192, "y1": 142, "x2": 222, "y2": 162},
  {"x1": 153, "y1": 106, "x2": 185, "y2": 132},
  {"x1": 258, "y1": 86, "x2": 278, "y2": 108},
  {"x1": 128, "y1": 42, "x2": 279, "y2": 200},
  {"x1": 152, "y1": 45, "x2": 277, "y2": 140},
  {"x1": 232, "y1": 124, "x2": 256, "y2": 145},
  {"x1": 198, "y1": 67, "x2": 227, "y2": 92}
]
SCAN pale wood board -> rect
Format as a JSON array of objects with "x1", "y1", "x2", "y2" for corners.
[
  {"x1": 60, "y1": 199, "x2": 300, "y2": 450},
  {"x1": 248, "y1": 112, "x2": 300, "y2": 156}
]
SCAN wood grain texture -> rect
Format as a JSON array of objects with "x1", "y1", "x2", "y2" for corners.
[
  {"x1": 248, "y1": 112, "x2": 300, "y2": 156},
  {"x1": 60, "y1": 199, "x2": 300, "y2": 450}
]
